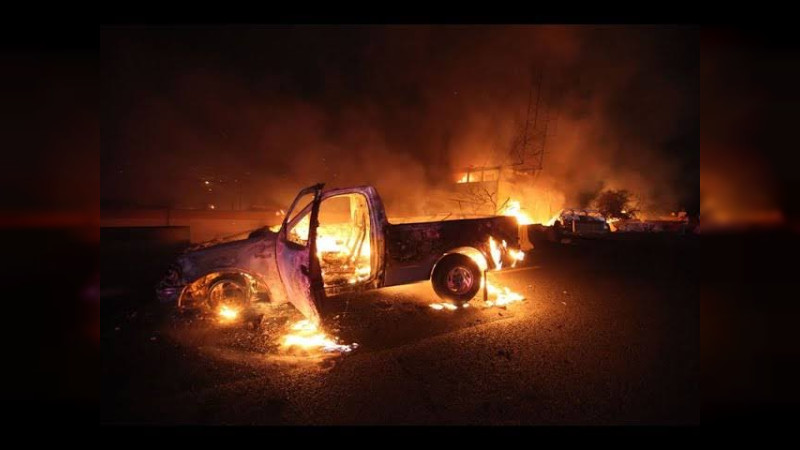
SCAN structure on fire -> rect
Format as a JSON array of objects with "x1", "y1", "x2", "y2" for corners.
[{"x1": 451, "y1": 66, "x2": 560, "y2": 220}]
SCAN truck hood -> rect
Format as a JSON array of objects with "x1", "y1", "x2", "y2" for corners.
[
  {"x1": 185, "y1": 226, "x2": 276, "y2": 252},
  {"x1": 176, "y1": 227, "x2": 278, "y2": 282}
]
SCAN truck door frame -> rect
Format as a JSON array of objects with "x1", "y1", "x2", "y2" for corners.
[{"x1": 275, "y1": 183, "x2": 326, "y2": 324}]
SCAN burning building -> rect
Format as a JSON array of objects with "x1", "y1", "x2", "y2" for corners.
[{"x1": 452, "y1": 165, "x2": 564, "y2": 226}]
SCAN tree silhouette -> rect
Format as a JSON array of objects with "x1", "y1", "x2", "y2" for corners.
[{"x1": 594, "y1": 189, "x2": 637, "y2": 220}]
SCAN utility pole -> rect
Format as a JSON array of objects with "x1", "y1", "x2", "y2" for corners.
[
  {"x1": 517, "y1": 65, "x2": 536, "y2": 166},
  {"x1": 530, "y1": 67, "x2": 543, "y2": 163},
  {"x1": 509, "y1": 64, "x2": 552, "y2": 174}
]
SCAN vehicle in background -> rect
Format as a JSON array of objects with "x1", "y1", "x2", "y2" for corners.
[{"x1": 554, "y1": 208, "x2": 610, "y2": 236}]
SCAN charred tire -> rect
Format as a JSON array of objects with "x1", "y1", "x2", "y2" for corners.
[
  {"x1": 431, "y1": 254, "x2": 482, "y2": 303},
  {"x1": 206, "y1": 274, "x2": 251, "y2": 310}
]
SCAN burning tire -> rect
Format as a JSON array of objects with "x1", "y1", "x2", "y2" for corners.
[
  {"x1": 206, "y1": 274, "x2": 251, "y2": 311},
  {"x1": 431, "y1": 254, "x2": 482, "y2": 303}
]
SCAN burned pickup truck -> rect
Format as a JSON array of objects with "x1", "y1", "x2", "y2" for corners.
[{"x1": 157, "y1": 183, "x2": 524, "y2": 325}]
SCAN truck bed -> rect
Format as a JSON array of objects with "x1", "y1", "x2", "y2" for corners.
[{"x1": 382, "y1": 215, "x2": 519, "y2": 287}]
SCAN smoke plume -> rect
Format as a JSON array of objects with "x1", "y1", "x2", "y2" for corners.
[{"x1": 102, "y1": 26, "x2": 697, "y2": 218}]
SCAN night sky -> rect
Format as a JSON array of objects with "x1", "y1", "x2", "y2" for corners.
[{"x1": 102, "y1": 25, "x2": 697, "y2": 214}]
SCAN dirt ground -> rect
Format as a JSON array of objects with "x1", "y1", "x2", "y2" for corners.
[{"x1": 101, "y1": 233, "x2": 698, "y2": 425}]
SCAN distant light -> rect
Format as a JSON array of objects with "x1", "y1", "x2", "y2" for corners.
[
  {"x1": 209, "y1": 204, "x2": 216, "y2": 210},
  {"x1": 204, "y1": 181, "x2": 210, "y2": 185}
]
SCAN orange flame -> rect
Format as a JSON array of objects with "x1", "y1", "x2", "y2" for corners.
[
  {"x1": 489, "y1": 237, "x2": 502, "y2": 269},
  {"x1": 508, "y1": 248, "x2": 525, "y2": 268},
  {"x1": 498, "y1": 200, "x2": 533, "y2": 225},
  {"x1": 281, "y1": 319, "x2": 357, "y2": 353},
  {"x1": 484, "y1": 283, "x2": 525, "y2": 307},
  {"x1": 429, "y1": 302, "x2": 460, "y2": 310},
  {"x1": 499, "y1": 199, "x2": 561, "y2": 226},
  {"x1": 430, "y1": 236, "x2": 526, "y2": 311},
  {"x1": 218, "y1": 305, "x2": 239, "y2": 321}
]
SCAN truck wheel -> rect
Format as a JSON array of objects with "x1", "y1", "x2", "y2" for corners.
[
  {"x1": 207, "y1": 274, "x2": 251, "y2": 311},
  {"x1": 431, "y1": 254, "x2": 482, "y2": 303}
]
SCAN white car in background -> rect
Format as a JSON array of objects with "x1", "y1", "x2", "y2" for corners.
[{"x1": 555, "y1": 208, "x2": 610, "y2": 235}]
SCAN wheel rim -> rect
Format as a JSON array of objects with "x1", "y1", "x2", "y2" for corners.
[
  {"x1": 445, "y1": 266, "x2": 474, "y2": 295},
  {"x1": 209, "y1": 280, "x2": 248, "y2": 307}
]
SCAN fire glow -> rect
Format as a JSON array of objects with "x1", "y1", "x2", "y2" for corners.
[
  {"x1": 317, "y1": 232, "x2": 372, "y2": 286},
  {"x1": 484, "y1": 283, "x2": 525, "y2": 307},
  {"x1": 281, "y1": 319, "x2": 357, "y2": 354},
  {"x1": 508, "y1": 247, "x2": 525, "y2": 268},
  {"x1": 498, "y1": 200, "x2": 534, "y2": 225},
  {"x1": 288, "y1": 209, "x2": 372, "y2": 287},
  {"x1": 218, "y1": 305, "x2": 240, "y2": 321},
  {"x1": 498, "y1": 199, "x2": 561, "y2": 227},
  {"x1": 429, "y1": 302, "x2": 461, "y2": 310},
  {"x1": 489, "y1": 237, "x2": 503, "y2": 269}
]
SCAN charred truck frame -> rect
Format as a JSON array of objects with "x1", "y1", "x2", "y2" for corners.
[{"x1": 157, "y1": 183, "x2": 524, "y2": 325}]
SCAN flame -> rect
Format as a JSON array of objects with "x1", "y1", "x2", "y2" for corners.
[
  {"x1": 316, "y1": 235, "x2": 342, "y2": 253},
  {"x1": 543, "y1": 214, "x2": 560, "y2": 226},
  {"x1": 281, "y1": 319, "x2": 357, "y2": 353},
  {"x1": 489, "y1": 237, "x2": 502, "y2": 270},
  {"x1": 285, "y1": 210, "x2": 373, "y2": 287},
  {"x1": 428, "y1": 278, "x2": 525, "y2": 311},
  {"x1": 316, "y1": 227, "x2": 372, "y2": 286},
  {"x1": 430, "y1": 236, "x2": 526, "y2": 311},
  {"x1": 485, "y1": 282, "x2": 525, "y2": 307},
  {"x1": 429, "y1": 302, "x2": 458, "y2": 310},
  {"x1": 606, "y1": 217, "x2": 620, "y2": 232},
  {"x1": 315, "y1": 235, "x2": 371, "y2": 259},
  {"x1": 498, "y1": 200, "x2": 533, "y2": 225},
  {"x1": 508, "y1": 248, "x2": 525, "y2": 267},
  {"x1": 218, "y1": 305, "x2": 239, "y2": 321},
  {"x1": 500, "y1": 238, "x2": 526, "y2": 267},
  {"x1": 498, "y1": 199, "x2": 561, "y2": 226},
  {"x1": 484, "y1": 237, "x2": 525, "y2": 306}
]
